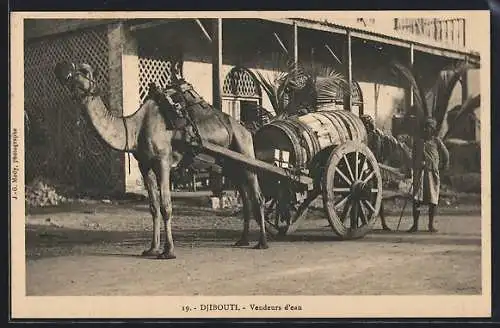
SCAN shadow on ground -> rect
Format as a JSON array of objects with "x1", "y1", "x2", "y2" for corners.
[{"x1": 26, "y1": 223, "x2": 480, "y2": 260}]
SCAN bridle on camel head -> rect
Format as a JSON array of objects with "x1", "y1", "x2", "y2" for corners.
[{"x1": 57, "y1": 62, "x2": 100, "y2": 101}]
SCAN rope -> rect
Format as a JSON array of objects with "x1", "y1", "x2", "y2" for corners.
[
  {"x1": 122, "y1": 116, "x2": 131, "y2": 175},
  {"x1": 182, "y1": 105, "x2": 203, "y2": 154}
]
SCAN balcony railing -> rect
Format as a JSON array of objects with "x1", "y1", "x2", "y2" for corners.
[{"x1": 394, "y1": 18, "x2": 466, "y2": 48}]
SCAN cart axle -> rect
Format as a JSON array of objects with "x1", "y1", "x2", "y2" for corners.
[{"x1": 350, "y1": 180, "x2": 372, "y2": 200}]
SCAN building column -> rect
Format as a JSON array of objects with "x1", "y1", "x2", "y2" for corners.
[
  {"x1": 108, "y1": 24, "x2": 124, "y2": 117},
  {"x1": 211, "y1": 18, "x2": 224, "y2": 196},
  {"x1": 343, "y1": 30, "x2": 353, "y2": 111},
  {"x1": 408, "y1": 42, "x2": 418, "y2": 179},
  {"x1": 409, "y1": 43, "x2": 415, "y2": 109},
  {"x1": 461, "y1": 55, "x2": 469, "y2": 103},
  {"x1": 212, "y1": 18, "x2": 223, "y2": 111},
  {"x1": 108, "y1": 22, "x2": 142, "y2": 195},
  {"x1": 404, "y1": 42, "x2": 416, "y2": 123},
  {"x1": 292, "y1": 22, "x2": 298, "y2": 65}
]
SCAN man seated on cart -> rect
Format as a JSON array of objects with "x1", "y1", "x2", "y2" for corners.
[{"x1": 359, "y1": 114, "x2": 412, "y2": 231}]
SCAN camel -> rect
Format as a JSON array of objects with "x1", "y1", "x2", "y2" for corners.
[{"x1": 54, "y1": 61, "x2": 269, "y2": 259}]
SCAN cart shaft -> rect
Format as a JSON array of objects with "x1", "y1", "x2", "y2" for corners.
[{"x1": 200, "y1": 141, "x2": 314, "y2": 190}]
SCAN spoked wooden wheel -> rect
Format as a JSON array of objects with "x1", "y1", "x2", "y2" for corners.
[
  {"x1": 322, "y1": 141, "x2": 383, "y2": 239},
  {"x1": 263, "y1": 196, "x2": 299, "y2": 237},
  {"x1": 264, "y1": 187, "x2": 319, "y2": 237}
]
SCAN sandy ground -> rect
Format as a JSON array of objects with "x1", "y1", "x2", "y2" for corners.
[{"x1": 24, "y1": 197, "x2": 482, "y2": 296}]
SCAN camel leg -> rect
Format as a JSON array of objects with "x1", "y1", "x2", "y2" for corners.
[
  {"x1": 230, "y1": 127, "x2": 268, "y2": 250},
  {"x1": 139, "y1": 163, "x2": 162, "y2": 256},
  {"x1": 155, "y1": 159, "x2": 177, "y2": 260},
  {"x1": 245, "y1": 171, "x2": 268, "y2": 249},
  {"x1": 234, "y1": 184, "x2": 251, "y2": 247}
]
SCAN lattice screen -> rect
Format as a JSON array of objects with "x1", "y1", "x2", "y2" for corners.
[
  {"x1": 24, "y1": 26, "x2": 123, "y2": 193},
  {"x1": 222, "y1": 67, "x2": 261, "y2": 98},
  {"x1": 138, "y1": 49, "x2": 183, "y2": 103}
]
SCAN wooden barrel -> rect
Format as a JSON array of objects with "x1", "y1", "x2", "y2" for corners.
[{"x1": 254, "y1": 109, "x2": 367, "y2": 171}]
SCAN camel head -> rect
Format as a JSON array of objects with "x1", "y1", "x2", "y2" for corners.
[{"x1": 54, "y1": 61, "x2": 98, "y2": 99}]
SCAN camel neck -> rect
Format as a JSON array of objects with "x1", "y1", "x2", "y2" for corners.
[{"x1": 80, "y1": 95, "x2": 138, "y2": 152}]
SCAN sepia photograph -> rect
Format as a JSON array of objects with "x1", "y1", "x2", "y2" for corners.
[{"x1": 10, "y1": 11, "x2": 491, "y2": 318}]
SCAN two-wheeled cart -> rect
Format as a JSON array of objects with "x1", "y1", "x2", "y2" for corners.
[{"x1": 201, "y1": 108, "x2": 383, "y2": 240}]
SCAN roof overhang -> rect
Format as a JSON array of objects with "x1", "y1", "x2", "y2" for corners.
[
  {"x1": 264, "y1": 18, "x2": 480, "y2": 66},
  {"x1": 23, "y1": 18, "x2": 176, "y2": 41},
  {"x1": 128, "y1": 19, "x2": 177, "y2": 32},
  {"x1": 23, "y1": 17, "x2": 481, "y2": 67}
]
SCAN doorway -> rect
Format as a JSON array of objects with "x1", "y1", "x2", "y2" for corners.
[{"x1": 240, "y1": 99, "x2": 261, "y2": 126}]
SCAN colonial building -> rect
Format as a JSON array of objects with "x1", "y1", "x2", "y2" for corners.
[{"x1": 23, "y1": 17, "x2": 481, "y2": 195}]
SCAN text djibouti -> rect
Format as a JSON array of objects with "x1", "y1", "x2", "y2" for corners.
[{"x1": 199, "y1": 303, "x2": 302, "y2": 312}]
